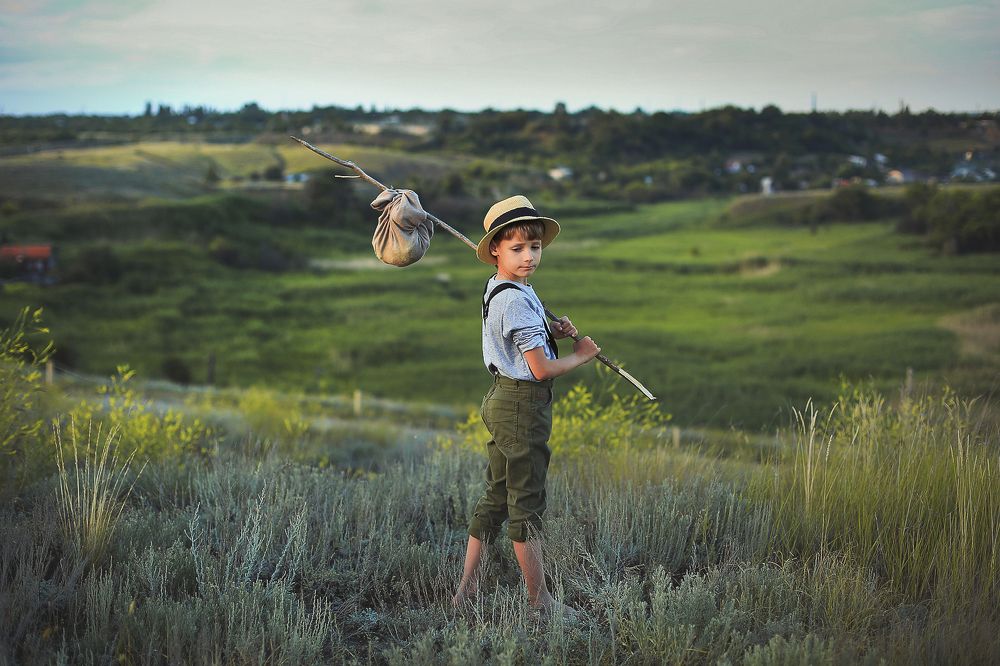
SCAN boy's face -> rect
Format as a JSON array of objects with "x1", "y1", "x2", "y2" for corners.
[{"x1": 491, "y1": 231, "x2": 542, "y2": 281}]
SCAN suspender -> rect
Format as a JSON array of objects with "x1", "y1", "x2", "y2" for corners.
[{"x1": 482, "y1": 279, "x2": 558, "y2": 375}]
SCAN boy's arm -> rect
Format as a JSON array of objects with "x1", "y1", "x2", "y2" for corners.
[{"x1": 523, "y1": 337, "x2": 601, "y2": 381}]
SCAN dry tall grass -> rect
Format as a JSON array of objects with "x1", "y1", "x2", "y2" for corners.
[
  {"x1": 1, "y1": 370, "x2": 998, "y2": 662},
  {"x1": 54, "y1": 420, "x2": 145, "y2": 566}
]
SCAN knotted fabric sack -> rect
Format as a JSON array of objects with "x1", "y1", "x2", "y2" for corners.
[{"x1": 369, "y1": 188, "x2": 434, "y2": 267}]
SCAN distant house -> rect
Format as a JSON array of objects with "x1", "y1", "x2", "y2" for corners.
[
  {"x1": 950, "y1": 164, "x2": 996, "y2": 183},
  {"x1": 284, "y1": 172, "x2": 311, "y2": 184},
  {"x1": 353, "y1": 115, "x2": 432, "y2": 137},
  {"x1": 847, "y1": 155, "x2": 868, "y2": 168},
  {"x1": 0, "y1": 244, "x2": 57, "y2": 284},
  {"x1": 886, "y1": 169, "x2": 917, "y2": 185},
  {"x1": 548, "y1": 166, "x2": 573, "y2": 181}
]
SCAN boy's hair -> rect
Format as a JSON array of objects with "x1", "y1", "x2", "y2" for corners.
[{"x1": 489, "y1": 220, "x2": 546, "y2": 251}]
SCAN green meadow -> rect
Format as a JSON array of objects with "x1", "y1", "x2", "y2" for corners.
[{"x1": 0, "y1": 142, "x2": 997, "y2": 429}]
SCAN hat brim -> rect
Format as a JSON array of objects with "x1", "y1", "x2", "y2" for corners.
[{"x1": 476, "y1": 216, "x2": 560, "y2": 265}]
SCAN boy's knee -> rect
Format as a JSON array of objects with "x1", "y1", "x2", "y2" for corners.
[
  {"x1": 469, "y1": 521, "x2": 501, "y2": 544},
  {"x1": 507, "y1": 514, "x2": 543, "y2": 542},
  {"x1": 468, "y1": 501, "x2": 507, "y2": 544}
]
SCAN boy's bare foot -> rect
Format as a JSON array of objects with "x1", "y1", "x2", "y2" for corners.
[
  {"x1": 531, "y1": 596, "x2": 580, "y2": 621},
  {"x1": 451, "y1": 584, "x2": 478, "y2": 608}
]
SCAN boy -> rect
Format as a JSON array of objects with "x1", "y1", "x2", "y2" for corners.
[{"x1": 452, "y1": 195, "x2": 601, "y2": 617}]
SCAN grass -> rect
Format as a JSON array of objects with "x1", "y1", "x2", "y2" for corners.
[
  {"x1": 2, "y1": 141, "x2": 997, "y2": 431},
  {"x1": 2, "y1": 138, "x2": 998, "y2": 662},
  {"x1": 753, "y1": 388, "x2": 1000, "y2": 619},
  {"x1": 1, "y1": 372, "x2": 997, "y2": 663},
  {"x1": 0, "y1": 140, "x2": 512, "y2": 209},
  {"x1": 2, "y1": 186, "x2": 998, "y2": 430},
  {"x1": 0, "y1": 305, "x2": 998, "y2": 662},
  {"x1": 54, "y1": 420, "x2": 144, "y2": 566}
]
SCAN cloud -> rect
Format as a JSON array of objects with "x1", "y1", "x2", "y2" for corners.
[{"x1": 1, "y1": 0, "x2": 997, "y2": 113}]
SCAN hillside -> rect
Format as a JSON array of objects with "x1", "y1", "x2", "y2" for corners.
[{"x1": 1, "y1": 141, "x2": 997, "y2": 429}]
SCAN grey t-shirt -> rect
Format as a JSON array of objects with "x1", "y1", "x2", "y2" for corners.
[{"x1": 482, "y1": 275, "x2": 556, "y2": 381}]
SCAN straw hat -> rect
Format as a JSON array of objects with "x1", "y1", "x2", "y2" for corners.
[{"x1": 476, "y1": 195, "x2": 560, "y2": 265}]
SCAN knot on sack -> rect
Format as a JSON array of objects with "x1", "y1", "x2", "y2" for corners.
[{"x1": 369, "y1": 188, "x2": 434, "y2": 267}]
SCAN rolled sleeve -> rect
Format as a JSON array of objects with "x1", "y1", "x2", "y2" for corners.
[
  {"x1": 512, "y1": 325, "x2": 549, "y2": 354},
  {"x1": 502, "y1": 296, "x2": 550, "y2": 355}
]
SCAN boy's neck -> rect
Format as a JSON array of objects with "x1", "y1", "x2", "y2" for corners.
[{"x1": 495, "y1": 270, "x2": 528, "y2": 285}]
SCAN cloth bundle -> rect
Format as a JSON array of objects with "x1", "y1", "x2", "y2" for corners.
[{"x1": 369, "y1": 188, "x2": 434, "y2": 267}]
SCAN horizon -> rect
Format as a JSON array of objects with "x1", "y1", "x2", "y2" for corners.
[
  {"x1": 3, "y1": 98, "x2": 997, "y2": 120},
  {"x1": 2, "y1": 1, "x2": 998, "y2": 117}
]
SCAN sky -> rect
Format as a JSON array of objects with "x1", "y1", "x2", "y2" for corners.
[{"x1": 1, "y1": 0, "x2": 998, "y2": 116}]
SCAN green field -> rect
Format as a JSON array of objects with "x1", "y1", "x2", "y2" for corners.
[
  {"x1": 2, "y1": 148, "x2": 998, "y2": 429},
  {"x1": 0, "y1": 140, "x2": 524, "y2": 208}
]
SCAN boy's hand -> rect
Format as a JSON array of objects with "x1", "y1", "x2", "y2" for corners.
[
  {"x1": 573, "y1": 336, "x2": 601, "y2": 362},
  {"x1": 551, "y1": 316, "x2": 578, "y2": 340}
]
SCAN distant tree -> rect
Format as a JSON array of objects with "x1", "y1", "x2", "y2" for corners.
[
  {"x1": 263, "y1": 164, "x2": 284, "y2": 181},
  {"x1": 903, "y1": 187, "x2": 1000, "y2": 254},
  {"x1": 64, "y1": 245, "x2": 123, "y2": 284},
  {"x1": 205, "y1": 164, "x2": 221, "y2": 185},
  {"x1": 161, "y1": 356, "x2": 192, "y2": 384},
  {"x1": 208, "y1": 236, "x2": 243, "y2": 268},
  {"x1": 306, "y1": 170, "x2": 360, "y2": 212},
  {"x1": 815, "y1": 185, "x2": 882, "y2": 222},
  {"x1": 442, "y1": 172, "x2": 465, "y2": 196},
  {"x1": 760, "y1": 104, "x2": 783, "y2": 120},
  {"x1": 896, "y1": 183, "x2": 938, "y2": 234},
  {"x1": 1, "y1": 201, "x2": 19, "y2": 218}
]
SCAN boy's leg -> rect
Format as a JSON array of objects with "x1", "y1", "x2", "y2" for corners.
[
  {"x1": 452, "y1": 535, "x2": 484, "y2": 606},
  {"x1": 512, "y1": 537, "x2": 550, "y2": 607},
  {"x1": 513, "y1": 539, "x2": 578, "y2": 618},
  {"x1": 502, "y1": 383, "x2": 576, "y2": 616},
  {"x1": 457, "y1": 433, "x2": 508, "y2": 605},
  {"x1": 467, "y1": 435, "x2": 509, "y2": 544}
]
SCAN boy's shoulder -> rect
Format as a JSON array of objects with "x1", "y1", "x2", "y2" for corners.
[
  {"x1": 484, "y1": 279, "x2": 534, "y2": 306},
  {"x1": 483, "y1": 280, "x2": 543, "y2": 323}
]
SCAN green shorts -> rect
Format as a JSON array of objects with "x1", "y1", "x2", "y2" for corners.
[{"x1": 467, "y1": 373, "x2": 554, "y2": 543}]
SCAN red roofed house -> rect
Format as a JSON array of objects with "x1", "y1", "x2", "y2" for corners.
[{"x1": 0, "y1": 244, "x2": 57, "y2": 284}]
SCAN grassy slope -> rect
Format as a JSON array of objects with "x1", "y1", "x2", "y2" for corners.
[
  {"x1": 0, "y1": 140, "x2": 515, "y2": 207},
  {"x1": 1, "y1": 142, "x2": 997, "y2": 429}
]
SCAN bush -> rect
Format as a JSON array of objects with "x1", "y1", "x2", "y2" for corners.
[
  {"x1": 896, "y1": 182, "x2": 938, "y2": 234},
  {"x1": 208, "y1": 235, "x2": 244, "y2": 268},
  {"x1": 256, "y1": 241, "x2": 302, "y2": 272},
  {"x1": 64, "y1": 365, "x2": 215, "y2": 464},
  {"x1": 204, "y1": 164, "x2": 221, "y2": 185},
  {"x1": 0, "y1": 307, "x2": 52, "y2": 484},
  {"x1": 810, "y1": 185, "x2": 888, "y2": 223},
  {"x1": 925, "y1": 188, "x2": 1000, "y2": 253},
  {"x1": 304, "y1": 170, "x2": 365, "y2": 227},
  {"x1": 63, "y1": 244, "x2": 124, "y2": 284},
  {"x1": 161, "y1": 356, "x2": 192, "y2": 384},
  {"x1": 896, "y1": 185, "x2": 1000, "y2": 253}
]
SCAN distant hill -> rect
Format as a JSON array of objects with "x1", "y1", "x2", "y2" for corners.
[{"x1": 2, "y1": 103, "x2": 997, "y2": 203}]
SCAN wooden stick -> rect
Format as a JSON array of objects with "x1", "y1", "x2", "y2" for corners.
[{"x1": 290, "y1": 136, "x2": 657, "y2": 401}]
